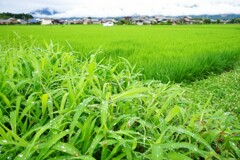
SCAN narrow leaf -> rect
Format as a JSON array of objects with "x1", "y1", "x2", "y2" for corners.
[
  {"x1": 152, "y1": 144, "x2": 163, "y2": 160},
  {"x1": 165, "y1": 106, "x2": 180, "y2": 123},
  {"x1": 0, "y1": 92, "x2": 10, "y2": 106},
  {"x1": 41, "y1": 94, "x2": 48, "y2": 115}
]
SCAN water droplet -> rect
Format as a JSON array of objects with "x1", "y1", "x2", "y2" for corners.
[
  {"x1": 2, "y1": 140, "x2": 7, "y2": 143},
  {"x1": 61, "y1": 146, "x2": 65, "y2": 149},
  {"x1": 19, "y1": 154, "x2": 23, "y2": 157},
  {"x1": 127, "y1": 121, "x2": 131, "y2": 128}
]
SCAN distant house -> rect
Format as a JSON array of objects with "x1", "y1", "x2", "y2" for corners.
[
  {"x1": 157, "y1": 18, "x2": 168, "y2": 24},
  {"x1": 136, "y1": 20, "x2": 144, "y2": 25},
  {"x1": 8, "y1": 18, "x2": 18, "y2": 24},
  {"x1": 0, "y1": 19, "x2": 10, "y2": 25},
  {"x1": 65, "y1": 19, "x2": 84, "y2": 25},
  {"x1": 143, "y1": 20, "x2": 151, "y2": 25},
  {"x1": 65, "y1": 20, "x2": 73, "y2": 25},
  {"x1": 0, "y1": 18, "x2": 18, "y2": 25},
  {"x1": 155, "y1": 16, "x2": 165, "y2": 21},
  {"x1": 28, "y1": 19, "x2": 40, "y2": 24},
  {"x1": 137, "y1": 22, "x2": 143, "y2": 25},
  {"x1": 41, "y1": 18, "x2": 53, "y2": 25},
  {"x1": 101, "y1": 18, "x2": 116, "y2": 24},
  {"x1": 183, "y1": 16, "x2": 193, "y2": 24},
  {"x1": 132, "y1": 18, "x2": 143, "y2": 25},
  {"x1": 83, "y1": 18, "x2": 92, "y2": 24},
  {"x1": 92, "y1": 19, "x2": 101, "y2": 24},
  {"x1": 17, "y1": 19, "x2": 27, "y2": 24},
  {"x1": 103, "y1": 21, "x2": 114, "y2": 27},
  {"x1": 149, "y1": 18, "x2": 157, "y2": 24},
  {"x1": 52, "y1": 19, "x2": 64, "y2": 25},
  {"x1": 74, "y1": 19, "x2": 83, "y2": 24},
  {"x1": 124, "y1": 16, "x2": 132, "y2": 21}
]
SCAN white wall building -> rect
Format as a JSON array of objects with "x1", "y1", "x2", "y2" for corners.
[
  {"x1": 103, "y1": 21, "x2": 114, "y2": 27},
  {"x1": 41, "y1": 18, "x2": 53, "y2": 25}
]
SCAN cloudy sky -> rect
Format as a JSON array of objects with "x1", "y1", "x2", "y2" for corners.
[{"x1": 1, "y1": 0, "x2": 240, "y2": 17}]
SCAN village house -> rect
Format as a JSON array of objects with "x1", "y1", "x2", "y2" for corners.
[
  {"x1": 83, "y1": 18, "x2": 92, "y2": 24},
  {"x1": 92, "y1": 19, "x2": 101, "y2": 24},
  {"x1": 133, "y1": 19, "x2": 144, "y2": 25},
  {"x1": 52, "y1": 19, "x2": 65, "y2": 25},
  {"x1": 41, "y1": 18, "x2": 53, "y2": 25},
  {"x1": 102, "y1": 21, "x2": 114, "y2": 27},
  {"x1": 0, "y1": 19, "x2": 9, "y2": 25},
  {"x1": 17, "y1": 19, "x2": 27, "y2": 24},
  {"x1": 101, "y1": 18, "x2": 117, "y2": 24},
  {"x1": 0, "y1": 18, "x2": 18, "y2": 25},
  {"x1": 143, "y1": 19, "x2": 152, "y2": 25},
  {"x1": 8, "y1": 18, "x2": 18, "y2": 24},
  {"x1": 183, "y1": 16, "x2": 193, "y2": 24},
  {"x1": 124, "y1": 16, "x2": 132, "y2": 21},
  {"x1": 74, "y1": 19, "x2": 84, "y2": 24},
  {"x1": 28, "y1": 19, "x2": 40, "y2": 24},
  {"x1": 64, "y1": 20, "x2": 74, "y2": 25},
  {"x1": 149, "y1": 18, "x2": 157, "y2": 24}
]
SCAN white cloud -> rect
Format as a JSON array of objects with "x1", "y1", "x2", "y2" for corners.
[{"x1": 1, "y1": 0, "x2": 240, "y2": 17}]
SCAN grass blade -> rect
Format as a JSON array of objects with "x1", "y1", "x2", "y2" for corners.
[{"x1": 41, "y1": 93, "x2": 48, "y2": 115}]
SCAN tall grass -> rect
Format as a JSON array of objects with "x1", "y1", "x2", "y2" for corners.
[
  {"x1": 0, "y1": 41, "x2": 239, "y2": 159},
  {"x1": 0, "y1": 25, "x2": 240, "y2": 82}
]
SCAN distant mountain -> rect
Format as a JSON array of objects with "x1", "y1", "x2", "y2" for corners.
[
  {"x1": 30, "y1": 8, "x2": 60, "y2": 17},
  {"x1": 178, "y1": 14, "x2": 240, "y2": 20}
]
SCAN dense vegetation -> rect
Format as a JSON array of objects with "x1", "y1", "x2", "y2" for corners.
[
  {"x1": 0, "y1": 25, "x2": 239, "y2": 159},
  {"x1": 230, "y1": 18, "x2": 240, "y2": 24},
  {"x1": 0, "y1": 12, "x2": 33, "y2": 20},
  {"x1": 0, "y1": 25, "x2": 239, "y2": 82}
]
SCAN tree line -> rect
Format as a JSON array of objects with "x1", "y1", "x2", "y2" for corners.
[{"x1": 0, "y1": 12, "x2": 33, "y2": 19}]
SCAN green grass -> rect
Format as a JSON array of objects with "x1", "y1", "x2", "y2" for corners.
[
  {"x1": 0, "y1": 25, "x2": 240, "y2": 82},
  {"x1": 185, "y1": 62, "x2": 240, "y2": 116},
  {"x1": 0, "y1": 41, "x2": 239, "y2": 159}
]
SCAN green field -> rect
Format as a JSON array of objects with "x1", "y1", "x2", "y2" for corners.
[
  {"x1": 1, "y1": 25, "x2": 240, "y2": 82},
  {"x1": 0, "y1": 25, "x2": 239, "y2": 159}
]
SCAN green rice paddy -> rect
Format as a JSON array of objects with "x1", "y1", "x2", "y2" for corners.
[{"x1": 1, "y1": 25, "x2": 240, "y2": 82}]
